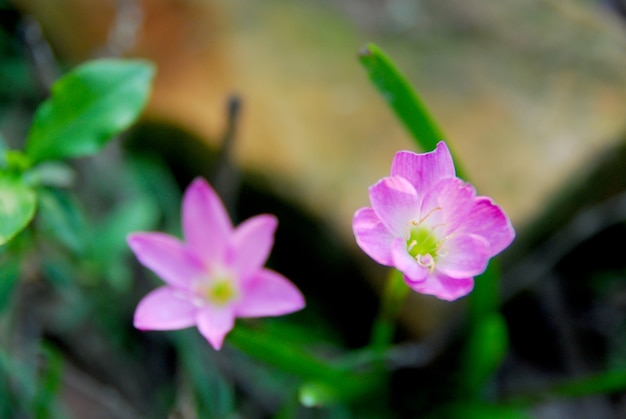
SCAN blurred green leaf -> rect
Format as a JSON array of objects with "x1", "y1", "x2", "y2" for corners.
[
  {"x1": 0, "y1": 173, "x2": 36, "y2": 245},
  {"x1": 25, "y1": 59, "x2": 155, "y2": 163},
  {"x1": 358, "y1": 43, "x2": 467, "y2": 179},
  {"x1": 89, "y1": 195, "x2": 159, "y2": 291},
  {"x1": 24, "y1": 162, "x2": 75, "y2": 188},
  {"x1": 127, "y1": 153, "x2": 181, "y2": 233},
  {"x1": 175, "y1": 332, "x2": 235, "y2": 418},
  {"x1": 0, "y1": 256, "x2": 19, "y2": 312},
  {"x1": 460, "y1": 312, "x2": 509, "y2": 396},
  {"x1": 431, "y1": 402, "x2": 530, "y2": 419},
  {"x1": 358, "y1": 43, "x2": 443, "y2": 152},
  {"x1": 33, "y1": 344, "x2": 64, "y2": 419},
  {"x1": 508, "y1": 368, "x2": 626, "y2": 405},
  {"x1": 369, "y1": 269, "x2": 408, "y2": 353},
  {"x1": 228, "y1": 324, "x2": 380, "y2": 406},
  {"x1": 468, "y1": 261, "x2": 501, "y2": 324},
  {"x1": 37, "y1": 188, "x2": 86, "y2": 254}
]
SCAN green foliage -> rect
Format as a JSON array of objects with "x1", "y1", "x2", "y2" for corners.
[
  {"x1": 87, "y1": 194, "x2": 159, "y2": 291},
  {"x1": 0, "y1": 344, "x2": 65, "y2": 419},
  {"x1": 0, "y1": 173, "x2": 36, "y2": 245},
  {"x1": 0, "y1": 256, "x2": 19, "y2": 312},
  {"x1": 25, "y1": 59, "x2": 155, "y2": 163},
  {"x1": 460, "y1": 312, "x2": 509, "y2": 396},
  {"x1": 0, "y1": 58, "x2": 155, "y2": 246},
  {"x1": 430, "y1": 402, "x2": 531, "y2": 419},
  {"x1": 228, "y1": 324, "x2": 381, "y2": 407}
]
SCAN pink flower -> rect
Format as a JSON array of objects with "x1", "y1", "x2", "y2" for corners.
[
  {"x1": 128, "y1": 178, "x2": 305, "y2": 349},
  {"x1": 353, "y1": 142, "x2": 515, "y2": 301}
]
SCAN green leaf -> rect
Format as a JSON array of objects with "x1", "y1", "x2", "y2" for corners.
[
  {"x1": 507, "y1": 368, "x2": 626, "y2": 405},
  {"x1": 32, "y1": 344, "x2": 64, "y2": 419},
  {"x1": 0, "y1": 256, "x2": 19, "y2": 312},
  {"x1": 37, "y1": 188, "x2": 86, "y2": 254},
  {"x1": 89, "y1": 195, "x2": 159, "y2": 290},
  {"x1": 228, "y1": 324, "x2": 380, "y2": 405},
  {"x1": 460, "y1": 312, "x2": 509, "y2": 395},
  {"x1": 0, "y1": 173, "x2": 36, "y2": 245},
  {"x1": 358, "y1": 44, "x2": 467, "y2": 179},
  {"x1": 431, "y1": 402, "x2": 530, "y2": 419},
  {"x1": 358, "y1": 43, "x2": 443, "y2": 152},
  {"x1": 468, "y1": 261, "x2": 501, "y2": 325},
  {"x1": 25, "y1": 59, "x2": 155, "y2": 163}
]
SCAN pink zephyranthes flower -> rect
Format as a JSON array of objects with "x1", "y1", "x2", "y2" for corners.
[
  {"x1": 353, "y1": 142, "x2": 515, "y2": 301},
  {"x1": 128, "y1": 178, "x2": 305, "y2": 349}
]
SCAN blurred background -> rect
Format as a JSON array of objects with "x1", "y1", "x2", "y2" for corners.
[{"x1": 1, "y1": 0, "x2": 626, "y2": 417}]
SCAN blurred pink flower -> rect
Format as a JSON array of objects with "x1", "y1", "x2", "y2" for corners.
[
  {"x1": 128, "y1": 178, "x2": 305, "y2": 349},
  {"x1": 353, "y1": 142, "x2": 515, "y2": 301}
]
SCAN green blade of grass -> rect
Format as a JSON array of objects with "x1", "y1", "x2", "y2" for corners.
[{"x1": 358, "y1": 43, "x2": 443, "y2": 153}]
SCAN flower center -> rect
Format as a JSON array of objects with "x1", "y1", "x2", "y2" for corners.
[
  {"x1": 406, "y1": 226, "x2": 440, "y2": 272},
  {"x1": 196, "y1": 277, "x2": 238, "y2": 306}
]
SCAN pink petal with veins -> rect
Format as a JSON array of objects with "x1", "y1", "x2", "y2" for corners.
[
  {"x1": 436, "y1": 234, "x2": 490, "y2": 278},
  {"x1": 391, "y1": 142, "x2": 455, "y2": 195},
  {"x1": 369, "y1": 176, "x2": 420, "y2": 237},
  {"x1": 406, "y1": 273, "x2": 474, "y2": 301},
  {"x1": 456, "y1": 197, "x2": 516, "y2": 256},
  {"x1": 352, "y1": 207, "x2": 395, "y2": 266}
]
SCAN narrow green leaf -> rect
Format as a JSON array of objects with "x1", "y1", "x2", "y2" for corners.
[
  {"x1": 507, "y1": 368, "x2": 626, "y2": 405},
  {"x1": 431, "y1": 402, "x2": 530, "y2": 419},
  {"x1": 33, "y1": 344, "x2": 64, "y2": 419},
  {"x1": 468, "y1": 261, "x2": 501, "y2": 324},
  {"x1": 37, "y1": 189, "x2": 86, "y2": 254},
  {"x1": 25, "y1": 59, "x2": 155, "y2": 163},
  {"x1": 358, "y1": 43, "x2": 444, "y2": 152},
  {"x1": 460, "y1": 312, "x2": 509, "y2": 395},
  {"x1": 228, "y1": 324, "x2": 379, "y2": 405},
  {"x1": 0, "y1": 173, "x2": 36, "y2": 245},
  {"x1": 0, "y1": 257, "x2": 19, "y2": 312}
]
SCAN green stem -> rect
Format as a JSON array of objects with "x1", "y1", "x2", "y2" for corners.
[{"x1": 369, "y1": 269, "x2": 410, "y2": 352}]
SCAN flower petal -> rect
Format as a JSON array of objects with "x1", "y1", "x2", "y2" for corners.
[
  {"x1": 406, "y1": 273, "x2": 474, "y2": 301},
  {"x1": 133, "y1": 286, "x2": 197, "y2": 330},
  {"x1": 391, "y1": 142, "x2": 455, "y2": 195},
  {"x1": 391, "y1": 238, "x2": 429, "y2": 282},
  {"x1": 369, "y1": 176, "x2": 420, "y2": 237},
  {"x1": 182, "y1": 178, "x2": 232, "y2": 263},
  {"x1": 235, "y1": 269, "x2": 305, "y2": 318},
  {"x1": 352, "y1": 207, "x2": 395, "y2": 266},
  {"x1": 196, "y1": 305, "x2": 235, "y2": 350},
  {"x1": 127, "y1": 232, "x2": 205, "y2": 288},
  {"x1": 436, "y1": 234, "x2": 490, "y2": 278},
  {"x1": 420, "y1": 178, "x2": 476, "y2": 235},
  {"x1": 228, "y1": 214, "x2": 278, "y2": 280},
  {"x1": 455, "y1": 197, "x2": 515, "y2": 256}
]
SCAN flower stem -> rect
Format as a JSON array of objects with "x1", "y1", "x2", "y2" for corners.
[{"x1": 369, "y1": 269, "x2": 410, "y2": 352}]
